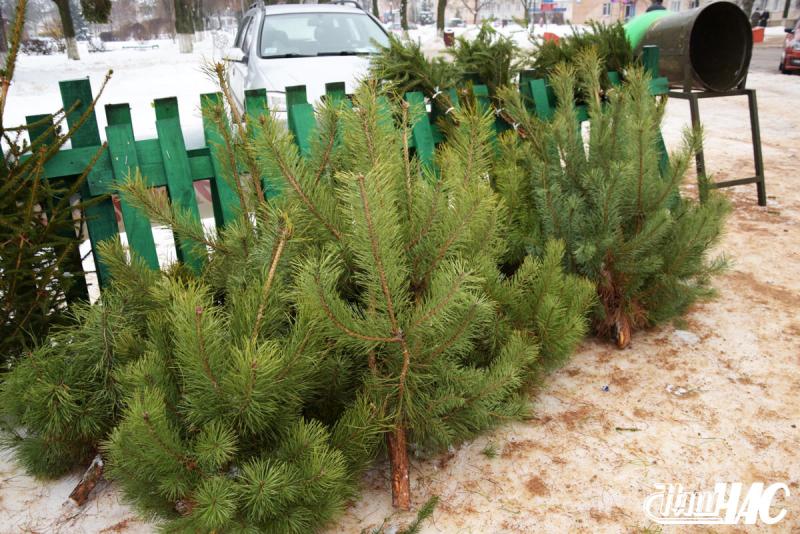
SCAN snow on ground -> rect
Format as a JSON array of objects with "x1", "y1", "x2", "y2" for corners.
[{"x1": 6, "y1": 33, "x2": 233, "y2": 150}]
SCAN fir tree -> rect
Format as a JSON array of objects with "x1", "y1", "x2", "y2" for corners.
[
  {"x1": 0, "y1": 0, "x2": 110, "y2": 366},
  {"x1": 495, "y1": 51, "x2": 728, "y2": 348}
]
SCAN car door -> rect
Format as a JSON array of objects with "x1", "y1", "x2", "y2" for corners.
[{"x1": 228, "y1": 15, "x2": 254, "y2": 111}]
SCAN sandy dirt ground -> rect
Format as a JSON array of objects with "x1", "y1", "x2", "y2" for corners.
[{"x1": 1, "y1": 59, "x2": 799, "y2": 534}]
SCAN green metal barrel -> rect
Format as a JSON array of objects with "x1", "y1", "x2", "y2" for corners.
[{"x1": 625, "y1": 2, "x2": 753, "y2": 92}]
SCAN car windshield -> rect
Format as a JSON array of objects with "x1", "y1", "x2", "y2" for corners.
[{"x1": 260, "y1": 12, "x2": 389, "y2": 58}]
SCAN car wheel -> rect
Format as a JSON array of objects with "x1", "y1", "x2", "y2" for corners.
[{"x1": 780, "y1": 53, "x2": 787, "y2": 74}]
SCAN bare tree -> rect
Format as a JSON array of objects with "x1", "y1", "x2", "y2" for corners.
[
  {"x1": 460, "y1": 0, "x2": 492, "y2": 23},
  {"x1": 519, "y1": 0, "x2": 532, "y2": 24},
  {"x1": 401, "y1": 0, "x2": 408, "y2": 29}
]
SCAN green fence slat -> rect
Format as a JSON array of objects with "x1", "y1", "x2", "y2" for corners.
[
  {"x1": 59, "y1": 78, "x2": 118, "y2": 288},
  {"x1": 201, "y1": 92, "x2": 241, "y2": 227},
  {"x1": 472, "y1": 84, "x2": 491, "y2": 112},
  {"x1": 104, "y1": 104, "x2": 160, "y2": 270},
  {"x1": 25, "y1": 113, "x2": 90, "y2": 302},
  {"x1": 245, "y1": 88, "x2": 268, "y2": 122},
  {"x1": 154, "y1": 97, "x2": 205, "y2": 273},
  {"x1": 529, "y1": 79, "x2": 554, "y2": 121},
  {"x1": 286, "y1": 85, "x2": 316, "y2": 157},
  {"x1": 404, "y1": 91, "x2": 435, "y2": 170},
  {"x1": 324, "y1": 82, "x2": 347, "y2": 104},
  {"x1": 245, "y1": 88, "x2": 282, "y2": 198},
  {"x1": 519, "y1": 70, "x2": 537, "y2": 112},
  {"x1": 106, "y1": 103, "x2": 133, "y2": 126},
  {"x1": 26, "y1": 113, "x2": 54, "y2": 146}
]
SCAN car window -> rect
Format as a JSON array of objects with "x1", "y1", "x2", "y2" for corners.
[
  {"x1": 242, "y1": 16, "x2": 257, "y2": 52},
  {"x1": 260, "y1": 12, "x2": 389, "y2": 58},
  {"x1": 235, "y1": 16, "x2": 252, "y2": 48}
]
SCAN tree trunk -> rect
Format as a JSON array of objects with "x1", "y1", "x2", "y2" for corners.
[
  {"x1": 53, "y1": 0, "x2": 80, "y2": 60},
  {"x1": 178, "y1": 33, "x2": 193, "y2": 53},
  {"x1": 401, "y1": 0, "x2": 408, "y2": 30},
  {"x1": 372, "y1": 0, "x2": 379, "y2": 18},
  {"x1": 436, "y1": 0, "x2": 447, "y2": 34},
  {"x1": 68, "y1": 454, "x2": 104, "y2": 506},
  {"x1": 174, "y1": 0, "x2": 194, "y2": 53},
  {"x1": 387, "y1": 425, "x2": 411, "y2": 510}
]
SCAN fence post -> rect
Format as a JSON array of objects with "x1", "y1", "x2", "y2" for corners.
[
  {"x1": 154, "y1": 97, "x2": 205, "y2": 273},
  {"x1": 286, "y1": 85, "x2": 317, "y2": 158},
  {"x1": 244, "y1": 88, "x2": 279, "y2": 198},
  {"x1": 26, "y1": 113, "x2": 90, "y2": 302},
  {"x1": 59, "y1": 78, "x2": 118, "y2": 288},
  {"x1": 404, "y1": 91, "x2": 435, "y2": 171},
  {"x1": 105, "y1": 103, "x2": 160, "y2": 269},
  {"x1": 200, "y1": 92, "x2": 242, "y2": 227}
]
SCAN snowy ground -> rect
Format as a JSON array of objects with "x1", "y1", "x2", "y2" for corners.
[{"x1": 2, "y1": 29, "x2": 800, "y2": 534}]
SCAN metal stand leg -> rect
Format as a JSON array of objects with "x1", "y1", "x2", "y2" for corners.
[
  {"x1": 668, "y1": 88, "x2": 767, "y2": 206},
  {"x1": 688, "y1": 93, "x2": 706, "y2": 178},
  {"x1": 747, "y1": 89, "x2": 767, "y2": 207}
]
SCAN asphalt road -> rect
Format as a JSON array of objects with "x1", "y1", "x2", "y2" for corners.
[{"x1": 750, "y1": 44, "x2": 785, "y2": 74}]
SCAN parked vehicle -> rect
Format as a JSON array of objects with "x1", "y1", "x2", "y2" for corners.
[
  {"x1": 226, "y1": 2, "x2": 390, "y2": 115},
  {"x1": 447, "y1": 17, "x2": 466, "y2": 28},
  {"x1": 780, "y1": 18, "x2": 800, "y2": 74}
]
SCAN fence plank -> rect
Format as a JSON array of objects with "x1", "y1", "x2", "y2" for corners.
[
  {"x1": 245, "y1": 88, "x2": 280, "y2": 199},
  {"x1": 529, "y1": 79, "x2": 554, "y2": 121},
  {"x1": 105, "y1": 103, "x2": 160, "y2": 269},
  {"x1": 59, "y1": 78, "x2": 118, "y2": 288},
  {"x1": 154, "y1": 97, "x2": 205, "y2": 273},
  {"x1": 26, "y1": 113, "x2": 90, "y2": 302},
  {"x1": 404, "y1": 92, "x2": 435, "y2": 170},
  {"x1": 324, "y1": 82, "x2": 347, "y2": 104},
  {"x1": 201, "y1": 92, "x2": 241, "y2": 227},
  {"x1": 286, "y1": 85, "x2": 317, "y2": 157}
]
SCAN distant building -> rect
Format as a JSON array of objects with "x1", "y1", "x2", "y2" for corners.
[{"x1": 570, "y1": 0, "x2": 798, "y2": 25}]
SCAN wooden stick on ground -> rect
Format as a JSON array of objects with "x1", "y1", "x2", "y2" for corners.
[{"x1": 68, "y1": 454, "x2": 104, "y2": 506}]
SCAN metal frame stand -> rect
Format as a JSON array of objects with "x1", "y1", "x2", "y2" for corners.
[{"x1": 667, "y1": 87, "x2": 767, "y2": 206}]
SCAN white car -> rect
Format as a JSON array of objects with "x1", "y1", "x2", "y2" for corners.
[{"x1": 226, "y1": 2, "x2": 390, "y2": 115}]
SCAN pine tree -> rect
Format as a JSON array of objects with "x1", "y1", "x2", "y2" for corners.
[
  {"x1": 528, "y1": 21, "x2": 633, "y2": 95},
  {"x1": 0, "y1": 0, "x2": 110, "y2": 366},
  {"x1": 1, "y1": 70, "x2": 593, "y2": 530},
  {"x1": 258, "y1": 83, "x2": 593, "y2": 509},
  {"x1": 495, "y1": 50, "x2": 728, "y2": 348}
]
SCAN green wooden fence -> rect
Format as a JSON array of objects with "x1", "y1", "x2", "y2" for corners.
[{"x1": 23, "y1": 46, "x2": 668, "y2": 299}]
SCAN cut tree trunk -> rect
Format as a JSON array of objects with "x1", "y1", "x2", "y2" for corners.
[
  {"x1": 68, "y1": 454, "x2": 104, "y2": 506},
  {"x1": 387, "y1": 425, "x2": 411, "y2": 510}
]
